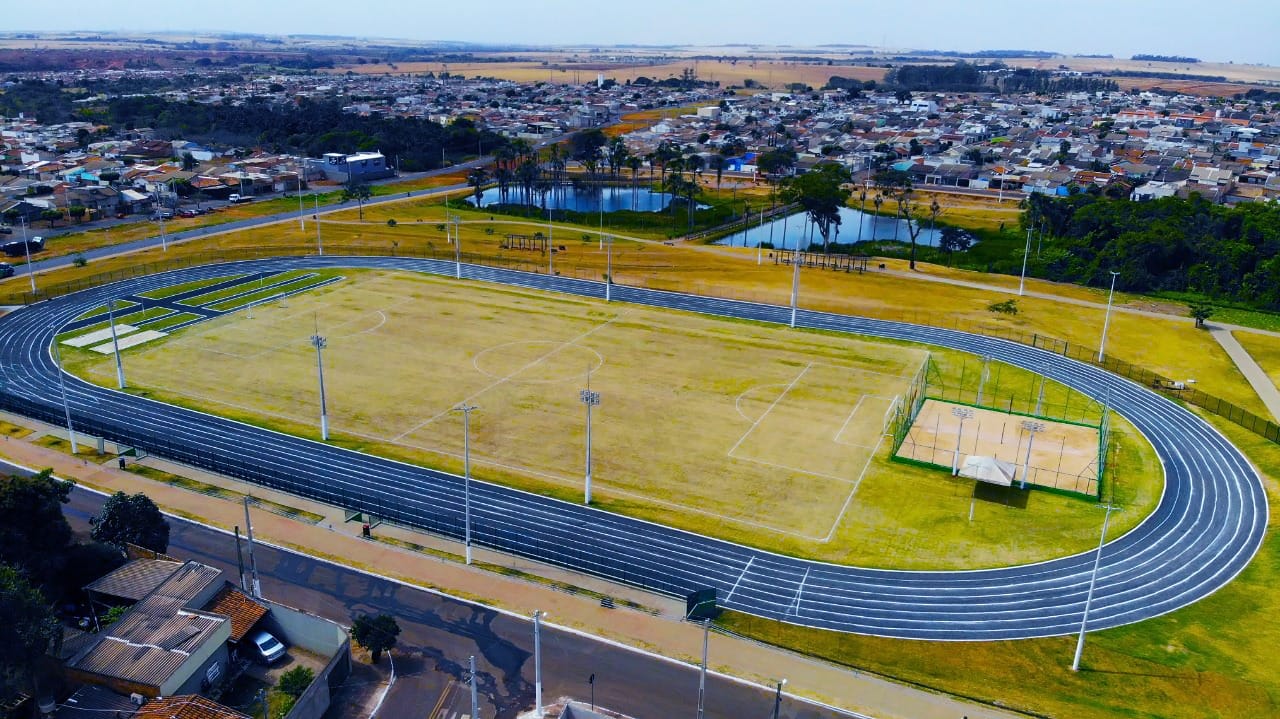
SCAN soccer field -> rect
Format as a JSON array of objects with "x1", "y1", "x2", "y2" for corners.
[{"x1": 76, "y1": 269, "x2": 924, "y2": 542}]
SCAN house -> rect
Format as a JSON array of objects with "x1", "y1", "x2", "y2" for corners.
[{"x1": 314, "y1": 152, "x2": 394, "y2": 184}]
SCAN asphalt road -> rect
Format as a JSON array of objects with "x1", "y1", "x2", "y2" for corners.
[
  {"x1": 0, "y1": 256, "x2": 1266, "y2": 641},
  {"x1": 50, "y1": 480, "x2": 849, "y2": 719}
]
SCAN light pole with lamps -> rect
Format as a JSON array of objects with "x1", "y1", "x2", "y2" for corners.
[
  {"x1": 697, "y1": 618, "x2": 710, "y2": 719},
  {"x1": 605, "y1": 235, "x2": 613, "y2": 302},
  {"x1": 52, "y1": 343, "x2": 80, "y2": 454},
  {"x1": 19, "y1": 217, "x2": 35, "y2": 293},
  {"x1": 1097, "y1": 271, "x2": 1120, "y2": 362},
  {"x1": 1018, "y1": 226, "x2": 1032, "y2": 296},
  {"x1": 106, "y1": 299, "x2": 126, "y2": 390},
  {"x1": 1072, "y1": 503, "x2": 1116, "y2": 671},
  {"x1": 951, "y1": 406, "x2": 974, "y2": 475},
  {"x1": 1019, "y1": 420, "x2": 1045, "y2": 490},
  {"x1": 309, "y1": 325, "x2": 329, "y2": 441},
  {"x1": 533, "y1": 610, "x2": 546, "y2": 715},
  {"x1": 314, "y1": 194, "x2": 323, "y2": 256},
  {"x1": 771, "y1": 678, "x2": 788, "y2": 719},
  {"x1": 451, "y1": 214, "x2": 463, "y2": 279},
  {"x1": 454, "y1": 403, "x2": 478, "y2": 565},
  {"x1": 580, "y1": 372, "x2": 600, "y2": 505},
  {"x1": 789, "y1": 247, "x2": 801, "y2": 329}
]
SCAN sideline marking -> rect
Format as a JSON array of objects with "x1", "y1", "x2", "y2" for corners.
[
  {"x1": 726, "y1": 362, "x2": 813, "y2": 457},
  {"x1": 789, "y1": 567, "x2": 811, "y2": 616},
  {"x1": 725, "y1": 556, "x2": 755, "y2": 603}
]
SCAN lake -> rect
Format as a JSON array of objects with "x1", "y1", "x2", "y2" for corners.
[
  {"x1": 716, "y1": 206, "x2": 943, "y2": 249},
  {"x1": 466, "y1": 185, "x2": 686, "y2": 213}
]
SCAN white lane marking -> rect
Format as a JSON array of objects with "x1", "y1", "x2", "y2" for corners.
[
  {"x1": 725, "y1": 362, "x2": 812, "y2": 457},
  {"x1": 724, "y1": 556, "x2": 755, "y2": 603},
  {"x1": 789, "y1": 567, "x2": 811, "y2": 616},
  {"x1": 832, "y1": 395, "x2": 867, "y2": 443}
]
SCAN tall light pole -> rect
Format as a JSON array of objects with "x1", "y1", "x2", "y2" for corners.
[
  {"x1": 297, "y1": 158, "x2": 307, "y2": 231},
  {"x1": 605, "y1": 236, "x2": 613, "y2": 302},
  {"x1": 1097, "y1": 271, "x2": 1120, "y2": 362},
  {"x1": 1018, "y1": 226, "x2": 1032, "y2": 296},
  {"x1": 454, "y1": 403, "x2": 478, "y2": 564},
  {"x1": 789, "y1": 249, "x2": 801, "y2": 329},
  {"x1": 1072, "y1": 503, "x2": 1115, "y2": 671},
  {"x1": 697, "y1": 618, "x2": 710, "y2": 719},
  {"x1": 1019, "y1": 420, "x2": 1045, "y2": 490},
  {"x1": 52, "y1": 342, "x2": 79, "y2": 454},
  {"x1": 533, "y1": 610, "x2": 546, "y2": 715},
  {"x1": 951, "y1": 406, "x2": 974, "y2": 475},
  {"x1": 772, "y1": 679, "x2": 788, "y2": 719},
  {"x1": 547, "y1": 205, "x2": 555, "y2": 276},
  {"x1": 106, "y1": 299, "x2": 126, "y2": 389},
  {"x1": 158, "y1": 210, "x2": 168, "y2": 252},
  {"x1": 469, "y1": 655, "x2": 480, "y2": 719},
  {"x1": 310, "y1": 323, "x2": 329, "y2": 441},
  {"x1": 314, "y1": 194, "x2": 323, "y2": 256},
  {"x1": 580, "y1": 371, "x2": 600, "y2": 505},
  {"x1": 20, "y1": 217, "x2": 35, "y2": 293},
  {"x1": 451, "y1": 214, "x2": 463, "y2": 279}
]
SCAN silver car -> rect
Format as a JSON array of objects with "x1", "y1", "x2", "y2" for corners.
[{"x1": 248, "y1": 629, "x2": 286, "y2": 664}]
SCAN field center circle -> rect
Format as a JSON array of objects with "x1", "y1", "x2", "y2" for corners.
[{"x1": 472, "y1": 340, "x2": 605, "y2": 383}]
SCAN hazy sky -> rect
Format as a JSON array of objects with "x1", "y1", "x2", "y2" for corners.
[{"x1": 9, "y1": 0, "x2": 1280, "y2": 66}]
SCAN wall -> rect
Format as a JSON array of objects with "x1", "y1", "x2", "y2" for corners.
[{"x1": 260, "y1": 600, "x2": 351, "y2": 719}]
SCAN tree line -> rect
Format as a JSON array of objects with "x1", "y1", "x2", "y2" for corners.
[
  {"x1": 1022, "y1": 192, "x2": 1280, "y2": 308},
  {"x1": 883, "y1": 62, "x2": 1118, "y2": 94}
]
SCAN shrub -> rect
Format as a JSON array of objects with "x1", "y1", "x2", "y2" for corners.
[
  {"x1": 277, "y1": 665, "x2": 315, "y2": 697},
  {"x1": 386, "y1": 218, "x2": 397, "y2": 227},
  {"x1": 73, "y1": 254, "x2": 88, "y2": 267},
  {"x1": 987, "y1": 299, "x2": 1018, "y2": 315}
]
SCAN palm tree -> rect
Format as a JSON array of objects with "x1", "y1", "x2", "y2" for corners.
[
  {"x1": 710, "y1": 153, "x2": 727, "y2": 195},
  {"x1": 467, "y1": 167, "x2": 490, "y2": 207},
  {"x1": 872, "y1": 193, "x2": 883, "y2": 239}
]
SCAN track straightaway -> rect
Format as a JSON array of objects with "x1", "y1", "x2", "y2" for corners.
[{"x1": 0, "y1": 256, "x2": 1266, "y2": 640}]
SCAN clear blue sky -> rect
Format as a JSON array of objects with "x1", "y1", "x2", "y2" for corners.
[{"x1": 9, "y1": 0, "x2": 1279, "y2": 66}]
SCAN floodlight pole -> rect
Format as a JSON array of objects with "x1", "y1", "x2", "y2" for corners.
[
  {"x1": 1019, "y1": 421, "x2": 1045, "y2": 489},
  {"x1": 533, "y1": 610, "x2": 545, "y2": 715},
  {"x1": 1018, "y1": 226, "x2": 1031, "y2": 296},
  {"x1": 315, "y1": 194, "x2": 323, "y2": 256},
  {"x1": 297, "y1": 158, "x2": 306, "y2": 230},
  {"x1": 1036, "y1": 367, "x2": 1048, "y2": 416},
  {"x1": 52, "y1": 342, "x2": 80, "y2": 454},
  {"x1": 1072, "y1": 503, "x2": 1114, "y2": 671},
  {"x1": 951, "y1": 407, "x2": 974, "y2": 476},
  {"x1": 454, "y1": 404, "x2": 478, "y2": 565},
  {"x1": 605, "y1": 236, "x2": 613, "y2": 302},
  {"x1": 451, "y1": 215, "x2": 462, "y2": 279},
  {"x1": 976, "y1": 355, "x2": 991, "y2": 405},
  {"x1": 1097, "y1": 271, "x2": 1120, "y2": 362},
  {"x1": 158, "y1": 212, "x2": 167, "y2": 251},
  {"x1": 580, "y1": 371, "x2": 601, "y2": 505},
  {"x1": 697, "y1": 618, "x2": 710, "y2": 719},
  {"x1": 310, "y1": 326, "x2": 329, "y2": 441},
  {"x1": 789, "y1": 249, "x2": 800, "y2": 329},
  {"x1": 547, "y1": 205, "x2": 554, "y2": 276},
  {"x1": 106, "y1": 299, "x2": 126, "y2": 389},
  {"x1": 20, "y1": 217, "x2": 35, "y2": 293}
]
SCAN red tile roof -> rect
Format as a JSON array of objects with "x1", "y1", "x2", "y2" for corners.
[
  {"x1": 203, "y1": 585, "x2": 268, "y2": 643},
  {"x1": 137, "y1": 695, "x2": 249, "y2": 719}
]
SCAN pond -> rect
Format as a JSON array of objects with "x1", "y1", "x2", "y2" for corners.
[
  {"x1": 466, "y1": 185, "x2": 689, "y2": 213},
  {"x1": 715, "y1": 206, "x2": 944, "y2": 249}
]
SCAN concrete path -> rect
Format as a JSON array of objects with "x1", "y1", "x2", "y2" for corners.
[
  {"x1": 1209, "y1": 325, "x2": 1280, "y2": 422},
  {"x1": 0, "y1": 411, "x2": 1027, "y2": 719}
]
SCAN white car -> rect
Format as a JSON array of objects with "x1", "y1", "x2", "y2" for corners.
[{"x1": 248, "y1": 629, "x2": 287, "y2": 664}]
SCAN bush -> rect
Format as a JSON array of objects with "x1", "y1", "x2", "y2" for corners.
[
  {"x1": 277, "y1": 665, "x2": 315, "y2": 697},
  {"x1": 73, "y1": 254, "x2": 88, "y2": 267},
  {"x1": 987, "y1": 299, "x2": 1019, "y2": 315},
  {"x1": 386, "y1": 218, "x2": 397, "y2": 227}
]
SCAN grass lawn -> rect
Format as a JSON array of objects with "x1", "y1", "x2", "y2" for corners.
[
  {"x1": 720, "y1": 410, "x2": 1280, "y2": 719},
  {"x1": 64, "y1": 269, "x2": 1161, "y2": 570}
]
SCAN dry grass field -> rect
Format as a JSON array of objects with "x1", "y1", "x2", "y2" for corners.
[{"x1": 64, "y1": 269, "x2": 1162, "y2": 569}]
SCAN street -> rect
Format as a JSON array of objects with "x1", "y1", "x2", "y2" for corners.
[{"x1": 50, "y1": 478, "x2": 852, "y2": 719}]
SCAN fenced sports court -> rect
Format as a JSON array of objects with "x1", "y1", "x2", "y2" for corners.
[{"x1": 887, "y1": 355, "x2": 1109, "y2": 498}]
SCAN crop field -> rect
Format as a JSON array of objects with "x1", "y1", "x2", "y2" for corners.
[{"x1": 65, "y1": 269, "x2": 1163, "y2": 568}]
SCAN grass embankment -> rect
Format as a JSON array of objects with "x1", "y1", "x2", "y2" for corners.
[
  {"x1": 123, "y1": 463, "x2": 324, "y2": 523},
  {"x1": 63, "y1": 270, "x2": 1163, "y2": 571},
  {"x1": 721, "y1": 412, "x2": 1280, "y2": 719}
]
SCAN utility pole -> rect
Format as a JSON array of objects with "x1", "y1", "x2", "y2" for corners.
[
  {"x1": 310, "y1": 319, "x2": 329, "y2": 441},
  {"x1": 106, "y1": 299, "x2": 126, "y2": 389},
  {"x1": 20, "y1": 217, "x2": 35, "y2": 293},
  {"x1": 580, "y1": 370, "x2": 600, "y2": 505},
  {"x1": 297, "y1": 158, "x2": 306, "y2": 231},
  {"x1": 1018, "y1": 226, "x2": 1032, "y2": 296},
  {"x1": 242, "y1": 496, "x2": 262, "y2": 598},
  {"x1": 772, "y1": 679, "x2": 788, "y2": 719},
  {"x1": 454, "y1": 404, "x2": 478, "y2": 564},
  {"x1": 789, "y1": 248, "x2": 800, "y2": 329},
  {"x1": 1072, "y1": 503, "x2": 1115, "y2": 671},
  {"x1": 234, "y1": 526, "x2": 247, "y2": 592},
  {"x1": 547, "y1": 205, "x2": 555, "y2": 276},
  {"x1": 314, "y1": 194, "x2": 323, "y2": 256},
  {"x1": 451, "y1": 215, "x2": 462, "y2": 279},
  {"x1": 605, "y1": 236, "x2": 613, "y2": 302}
]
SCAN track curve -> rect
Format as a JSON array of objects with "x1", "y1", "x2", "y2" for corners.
[{"x1": 0, "y1": 256, "x2": 1266, "y2": 640}]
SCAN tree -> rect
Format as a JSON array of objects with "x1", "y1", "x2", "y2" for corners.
[
  {"x1": 756, "y1": 148, "x2": 796, "y2": 178},
  {"x1": 938, "y1": 226, "x2": 973, "y2": 266},
  {"x1": 91, "y1": 491, "x2": 170, "y2": 553},
  {"x1": 68, "y1": 205, "x2": 87, "y2": 223},
  {"x1": 0, "y1": 470, "x2": 74, "y2": 583},
  {"x1": 708, "y1": 153, "x2": 727, "y2": 194},
  {"x1": 181, "y1": 152, "x2": 197, "y2": 171},
  {"x1": 40, "y1": 208, "x2": 63, "y2": 228},
  {"x1": 351, "y1": 613, "x2": 400, "y2": 664},
  {"x1": 0, "y1": 564, "x2": 60, "y2": 697},
  {"x1": 780, "y1": 164, "x2": 852, "y2": 254},
  {"x1": 467, "y1": 167, "x2": 490, "y2": 206},
  {"x1": 1189, "y1": 301, "x2": 1215, "y2": 328},
  {"x1": 277, "y1": 666, "x2": 315, "y2": 697},
  {"x1": 342, "y1": 182, "x2": 373, "y2": 221}
]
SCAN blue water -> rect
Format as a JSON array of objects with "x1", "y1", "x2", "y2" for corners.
[
  {"x1": 715, "y1": 206, "x2": 943, "y2": 249},
  {"x1": 466, "y1": 185, "x2": 687, "y2": 213}
]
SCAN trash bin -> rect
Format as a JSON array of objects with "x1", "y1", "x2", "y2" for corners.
[
  {"x1": 362, "y1": 523, "x2": 371, "y2": 538},
  {"x1": 117, "y1": 457, "x2": 126, "y2": 470}
]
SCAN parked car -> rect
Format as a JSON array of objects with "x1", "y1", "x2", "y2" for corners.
[
  {"x1": 0, "y1": 262, "x2": 14, "y2": 279},
  {"x1": 0, "y1": 225, "x2": 12, "y2": 235},
  {"x1": 179, "y1": 209, "x2": 197, "y2": 218},
  {"x1": 2, "y1": 237, "x2": 44, "y2": 257},
  {"x1": 248, "y1": 629, "x2": 286, "y2": 664}
]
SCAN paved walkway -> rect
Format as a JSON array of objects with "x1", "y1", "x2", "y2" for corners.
[
  {"x1": 0, "y1": 412, "x2": 1026, "y2": 719},
  {"x1": 1209, "y1": 325, "x2": 1280, "y2": 422}
]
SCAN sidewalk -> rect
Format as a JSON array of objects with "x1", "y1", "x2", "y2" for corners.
[
  {"x1": 0, "y1": 412, "x2": 1025, "y2": 719},
  {"x1": 1209, "y1": 325, "x2": 1280, "y2": 422}
]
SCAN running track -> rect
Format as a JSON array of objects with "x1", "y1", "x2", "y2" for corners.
[{"x1": 0, "y1": 256, "x2": 1266, "y2": 640}]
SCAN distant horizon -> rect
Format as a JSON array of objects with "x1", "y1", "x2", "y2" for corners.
[{"x1": 4, "y1": 0, "x2": 1278, "y2": 67}]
